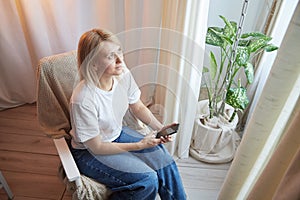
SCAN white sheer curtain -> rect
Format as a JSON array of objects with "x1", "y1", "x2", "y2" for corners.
[
  {"x1": 0, "y1": 0, "x2": 210, "y2": 158},
  {"x1": 0, "y1": 0, "x2": 164, "y2": 110},
  {"x1": 153, "y1": 0, "x2": 209, "y2": 158}
]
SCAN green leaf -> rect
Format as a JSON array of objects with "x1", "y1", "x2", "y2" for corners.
[
  {"x1": 241, "y1": 32, "x2": 267, "y2": 39},
  {"x1": 224, "y1": 21, "x2": 237, "y2": 39},
  {"x1": 220, "y1": 35, "x2": 233, "y2": 45},
  {"x1": 206, "y1": 27, "x2": 224, "y2": 46},
  {"x1": 210, "y1": 27, "x2": 223, "y2": 34},
  {"x1": 226, "y1": 87, "x2": 249, "y2": 110},
  {"x1": 249, "y1": 37, "x2": 272, "y2": 53},
  {"x1": 238, "y1": 39, "x2": 251, "y2": 47},
  {"x1": 264, "y1": 44, "x2": 278, "y2": 52},
  {"x1": 244, "y1": 62, "x2": 254, "y2": 84},
  {"x1": 219, "y1": 15, "x2": 235, "y2": 37},
  {"x1": 236, "y1": 47, "x2": 250, "y2": 66},
  {"x1": 208, "y1": 27, "x2": 233, "y2": 46},
  {"x1": 209, "y1": 52, "x2": 217, "y2": 80},
  {"x1": 203, "y1": 66, "x2": 209, "y2": 73}
]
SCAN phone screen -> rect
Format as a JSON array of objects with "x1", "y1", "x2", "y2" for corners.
[{"x1": 156, "y1": 123, "x2": 179, "y2": 138}]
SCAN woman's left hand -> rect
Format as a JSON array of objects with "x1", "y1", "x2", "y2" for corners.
[{"x1": 159, "y1": 135, "x2": 173, "y2": 144}]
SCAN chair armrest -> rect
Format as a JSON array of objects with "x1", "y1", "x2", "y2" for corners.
[{"x1": 53, "y1": 138, "x2": 81, "y2": 186}]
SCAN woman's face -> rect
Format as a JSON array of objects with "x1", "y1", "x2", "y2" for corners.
[{"x1": 94, "y1": 41, "x2": 124, "y2": 77}]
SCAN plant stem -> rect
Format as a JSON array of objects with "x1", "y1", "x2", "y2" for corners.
[
  {"x1": 203, "y1": 77, "x2": 213, "y2": 119},
  {"x1": 227, "y1": 66, "x2": 240, "y2": 91},
  {"x1": 229, "y1": 109, "x2": 237, "y2": 123},
  {"x1": 213, "y1": 45, "x2": 232, "y2": 116}
]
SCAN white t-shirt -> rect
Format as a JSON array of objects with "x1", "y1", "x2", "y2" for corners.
[{"x1": 69, "y1": 68, "x2": 141, "y2": 149}]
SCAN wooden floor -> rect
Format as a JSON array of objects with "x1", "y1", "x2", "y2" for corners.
[{"x1": 0, "y1": 104, "x2": 230, "y2": 200}]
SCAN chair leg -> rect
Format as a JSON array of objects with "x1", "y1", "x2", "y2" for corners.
[{"x1": 0, "y1": 171, "x2": 14, "y2": 200}]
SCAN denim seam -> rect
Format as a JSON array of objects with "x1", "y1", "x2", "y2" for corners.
[
  {"x1": 161, "y1": 183, "x2": 176, "y2": 200},
  {"x1": 85, "y1": 162, "x2": 136, "y2": 199},
  {"x1": 86, "y1": 161, "x2": 130, "y2": 187}
]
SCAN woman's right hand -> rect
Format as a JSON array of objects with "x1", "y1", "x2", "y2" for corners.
[{"x1": 137, "y1": 131, "x2": 161, "y2": 149}]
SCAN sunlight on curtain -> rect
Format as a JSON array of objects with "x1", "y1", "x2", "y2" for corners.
[
  {"x1": 0, "y1": 0, "x2": 211, "y2": 159},
  {"x1": 0, "y1": 0, "x2": 163, "y2": 110},
  {"x1": 154, "y1": 0, "x2": 210, "y2": 158},
  {"x1": 0, "y1": 0, "x2": 78, "y2": 110},
  {"x1": 218, "y1": 1, "x2": 300, "y2": 199},
  {"x1": 0, "y1": 0, "x2": 37, "y2": 109}
]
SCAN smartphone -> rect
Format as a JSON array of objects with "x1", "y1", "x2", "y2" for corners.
[{"x1": 156, "y1": 123, "x2": 180, "y2": 138}]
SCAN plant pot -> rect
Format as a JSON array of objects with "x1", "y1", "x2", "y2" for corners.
[{"x1": 190, "y1": 100, "x2": 240, "y2": 163}]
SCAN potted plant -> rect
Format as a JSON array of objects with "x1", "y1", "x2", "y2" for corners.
[{"x1": 190, "y1": 15, "x2": 278, "y2": 163}]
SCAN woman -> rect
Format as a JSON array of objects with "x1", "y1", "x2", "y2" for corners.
[{"x1": 69, "y1": 28, "x2": 186, "y2": 200}]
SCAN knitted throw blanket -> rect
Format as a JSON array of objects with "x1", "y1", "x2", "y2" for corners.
[{"x1": 37, "y1": 51, "x2": 78, "y2": 139}]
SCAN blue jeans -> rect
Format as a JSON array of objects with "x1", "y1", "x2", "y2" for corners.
[{"x1": 71, "y1": 126, "x2": 186, "y2": 200}]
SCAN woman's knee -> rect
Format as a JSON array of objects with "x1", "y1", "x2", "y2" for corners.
[
  {"x1": 111, "y1": 172, "x2": 158, "y2": 199},
  {"x1": 144, "y1": 171, "x2": 159, "y2": 192},
  {"x1": 132, "y1": 171, "x2": 159, "y2": 197}
]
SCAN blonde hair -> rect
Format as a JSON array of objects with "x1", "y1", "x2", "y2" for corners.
[{"x1": 77, "y1": 28, "x2": 121, "y2": 86}]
